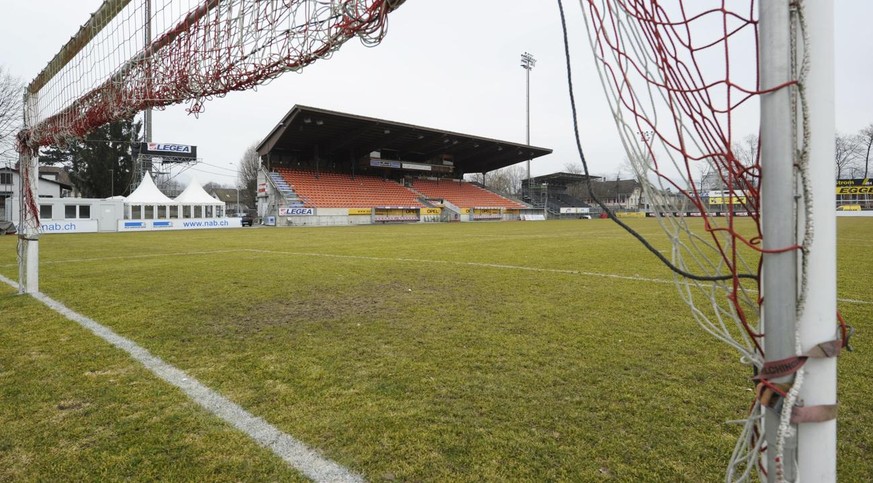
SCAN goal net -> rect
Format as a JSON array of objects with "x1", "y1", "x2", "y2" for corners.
[
  {"x1": 567, "y1": 0, "x2": 840, "y2": 481},
  {"x1": 21, "y1": 0, "x2": 403, "y2": 150},
  {"x1": 15, "y1": 0, "x2": 403, "y2": 294}
]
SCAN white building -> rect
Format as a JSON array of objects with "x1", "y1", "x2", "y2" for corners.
[{"x1": 0, "y1": 166, "x2": 71, "y2": 221}]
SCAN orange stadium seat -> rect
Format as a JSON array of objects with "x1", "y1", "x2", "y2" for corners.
[
  {"x1": 275, "y1": 170, "x2": 424, "y2": 208},
  {"x1": 409, "y1": 178, "x2": 526, "y2": 209}
]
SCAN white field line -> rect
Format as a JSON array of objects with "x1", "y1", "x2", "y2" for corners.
[
  {"x1": 0, "y1": 249, "x2": 244, "y2": 269},
  {"x1": 0, "y1": 274, "x2": 363, "y2": 483},
  {"x1": 244, "y1": 249, "x2": 873, "y2": 305},
  {"x1": 3, "y1": 248, "x2": 870, "y2": 306},
  {"x1": 242, "y1": 248, "x2": 673, "y2": 284}
]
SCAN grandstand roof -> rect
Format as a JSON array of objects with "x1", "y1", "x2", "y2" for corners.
[
  {"x1": 256, "y1": 105, "x2": 552, "y2": 174},
  {"x1": 528, "y1": 172, "x2": 602, "y2": 186}
]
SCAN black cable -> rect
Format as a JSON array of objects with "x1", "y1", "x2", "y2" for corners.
[{"x1": 556, "y1": 0, "x2": 756, "y2": 282}]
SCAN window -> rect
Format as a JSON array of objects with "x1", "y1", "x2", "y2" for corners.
[
  {"x1": 79, "y1": 205, "x2": 90, "y2": 219},
  {"x1": 40, "y1": 205, "x2": 53, "y2": 219},
  {"x1": 0, "y1": 172, "x2": 11, "y2": 185},
  {"x1": 65, "y1": 205, "x2": 77, "y2": 219}
]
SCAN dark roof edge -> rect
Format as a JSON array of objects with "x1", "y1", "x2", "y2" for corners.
[{"x1": 255, "y1": 104, "x2": 553, "y2": 157}]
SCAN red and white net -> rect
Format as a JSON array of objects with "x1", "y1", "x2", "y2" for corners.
[
  {"x1": 575, "y1": 0, "x2": 811, "y2": 480},
  {"x1": 21, "y1": 0, "x2": 401, "y2": 150}
]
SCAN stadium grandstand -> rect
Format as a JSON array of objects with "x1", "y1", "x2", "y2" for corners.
[
  {"x1": 523, "y1": 172, "x2": 599, "y2": 219},
  {"x1": 255, "y1": 106, "x2": 552, "y2": 225}
]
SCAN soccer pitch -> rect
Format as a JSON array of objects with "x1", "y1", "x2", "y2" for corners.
[{"x1": 1, "y1": 219, "x2": 871, "y2": 481}]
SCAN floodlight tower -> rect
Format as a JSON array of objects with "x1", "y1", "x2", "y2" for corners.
[
  {"x1": 520, "y1": 51, "x2": 536, "y2": 194},
  {"x1": 143, "y1": 0, "x2": 153, "y2": 146}
]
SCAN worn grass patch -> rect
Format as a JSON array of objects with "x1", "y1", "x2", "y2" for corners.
[{"x1": 0, "y1": 218, "x2": 870, "y2": 480}]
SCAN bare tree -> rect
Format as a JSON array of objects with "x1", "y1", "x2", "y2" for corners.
[
  {"x1": 203, "y1": 181, "x2": 230, "y2": 192},
  {"x1": 696, "y1": 162, "x2": 723, "y2": 193},
  {"x1": 237, "y1": 142, "x2": 260, "y2": 206},
  {"x1": 488, "y1": 165, "x2": 526, "y2": 195},
  {"x1": 733, "y1": 134, "x2": 759, "y2": 167},
  {"x1": 857, "y1": 124, "x2": 873, "y2": 178},
  {"x1": 563, "y1": 161, "x2": 583, "y2": 175},
  {"x1": 464, "y1": 172, "x2": 484, "y2": 184},
  {"x1": 834, "y1": 132, "x2": 861, "y2": 179},
  {"x1": 0, "y1": 67, "x2": 23, "y2": 164},
  {"x1": 156, "y1": 175, "x2": 183, "y2": 196}
]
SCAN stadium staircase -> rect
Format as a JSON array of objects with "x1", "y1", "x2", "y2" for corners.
[
  {"x1": 416, "y1": 197, "x2": 462, "y2": 221},
  {"x1": 267, "y1": 171, "x2": 304, "y2": 207}
]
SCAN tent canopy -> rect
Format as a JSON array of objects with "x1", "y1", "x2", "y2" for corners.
[
  {"x1": 174, "y1": 177, "x2": 224, "y2": 205},
  {"x1": 125, "y1": 172, "x2": 175, "y2": 204}
]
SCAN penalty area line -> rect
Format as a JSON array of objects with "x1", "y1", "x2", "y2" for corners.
[
  {"x1": 0, "y1": 274, "x2": 363, "y2": 483},
  {"x1": 243, "y1": 249, "x2": 873, "y2": 305},
  {"x1": 244, "y1": 248, "x2": 675, "y2": 284}
]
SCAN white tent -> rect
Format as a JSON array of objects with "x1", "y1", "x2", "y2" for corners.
[
  {"x1": 124, "y1": 172, "x2": 177, "y2": 219},
  {"x1": 174, "y1": 176, "x2": 225, "y2": 218}
]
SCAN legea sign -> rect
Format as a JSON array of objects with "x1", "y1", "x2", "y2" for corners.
[
  {"x1": 279, "y1": 207, "x2": 315, "y2": 216},
  {"x1": 140, "y1": 142, "x2": 197, "y2": 159}
]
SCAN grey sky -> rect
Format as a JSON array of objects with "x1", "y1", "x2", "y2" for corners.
[{"x1": 1, "y1": 1, "x2": 871, "y2": 186}]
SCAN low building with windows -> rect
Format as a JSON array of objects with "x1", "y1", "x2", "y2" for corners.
[
  {"x1": 4, "y1": 172, "x2": 238, "y2": 234},
  {"x1": 1, "y1": 166, "x2": 72, "y2": 221}
]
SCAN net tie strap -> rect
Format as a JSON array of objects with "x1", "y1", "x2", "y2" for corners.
[
  {"x1": 753, "y1": 338, "x2": 844, "y2": 382},
  {"x1": 755, "y1": 381, "x2": 839, "y2": 423},
  {"x1": 753, "y1": 330, "x2": 847, "y2": 424}
]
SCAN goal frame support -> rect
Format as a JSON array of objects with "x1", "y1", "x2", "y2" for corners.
[
  {"x1": 759, "y1": 1, "x2": 799, "y2": 477},
  {"x1": 18, "y1": 93, "x2": 40, "y2": 295},
  {"x1": 795, "y1": 1, "x2": 837, "y2": 480},
  {"x1": 760, "y1": 0, "x2": 837, "y2": 480}
]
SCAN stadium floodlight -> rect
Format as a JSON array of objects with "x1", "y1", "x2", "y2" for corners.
[{"x1": 520, "y1": 52, "x2": 536, "y2": 192}]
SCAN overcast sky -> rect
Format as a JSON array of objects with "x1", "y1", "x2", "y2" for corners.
[{"x1": 1, "y1": 1, "x2": 871, "y2": 187}]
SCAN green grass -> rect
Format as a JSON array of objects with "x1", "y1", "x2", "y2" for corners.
[{"x1": 1, "y1": 218, "x2": 871, "y2": 481}]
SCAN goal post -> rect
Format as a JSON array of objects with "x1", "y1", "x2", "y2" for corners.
[
  {"x1": 759, "y1": 1, "x2": 799, "y2": 479},
  {"x1": 795, "y1": 0, "x2": 837, "y2": 479},
  {"x1": 17, "y1": 93, "x2": 40, "y2": 294},
  {"x1": 572, "y1": 0, "x2": 840, "y2": 479}
]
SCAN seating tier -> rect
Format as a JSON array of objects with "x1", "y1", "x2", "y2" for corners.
[
  {"x1": 410, "y1": 179, "x2": 527, "y2": 209},
  {"x1": 274, "y1": 169, "x2": 423, "y2": 208}
]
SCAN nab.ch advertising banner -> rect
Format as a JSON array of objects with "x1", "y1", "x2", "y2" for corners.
[
  {"x1": 118, "y1": 217, "x2": 240, "y2": 231},
  {"x1": 39, "y1": 220, "x2": 100, "y2": 234}
]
